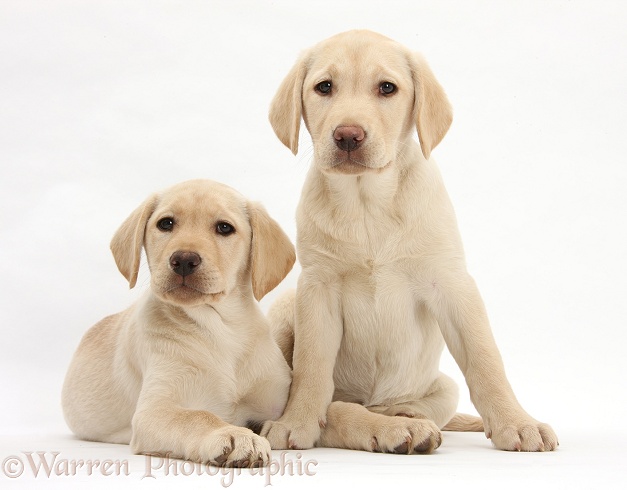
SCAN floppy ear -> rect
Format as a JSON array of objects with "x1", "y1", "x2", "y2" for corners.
[
  {"x1": 110, "y1": 194, "x2": 158, "y2": 288},
  {"x1": 410, "y1": 53, "x2": 453, "y2": 160},
  {"x1": 248, "y1": 202, "x2": 296, "y2": 301},
  {"x1": 269, "y1": 52, "x2": 309, "y2": 155}
]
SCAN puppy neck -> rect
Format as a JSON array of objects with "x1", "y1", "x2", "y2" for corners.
[
  {"x1": 141, "y1": 286, "x2": 263, "y2": 335},
  {"x1": 313, "y1": 141, "x2": 422, "y2": 214}
]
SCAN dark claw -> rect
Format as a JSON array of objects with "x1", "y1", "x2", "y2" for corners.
[
  {"x1": 214, "y1": 446, "x2": 231, "y2": 466},
  {"x1": 414, "y1": 438, "x2": 433, "y2": 454},
  {"x1": 392, "y1": 441, "x2": 409, "y2": 454},
  {"x1": 232, "y1": 459, "x2": 250, "y2": 468},
  {"x1": 215, "y1": 453, "x2": 228, "y2": 466},
  {"x1": 372, "y1": 436, "x2": 381, "y2": 453}
]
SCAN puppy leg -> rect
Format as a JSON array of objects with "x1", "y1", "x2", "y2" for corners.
[
  {"x1": 262, "y1": 277, "x2": 343, "y2": 450},
  {"x1": 367, "y1": 373, "x2": 459, "y2": 428},
  {"x1": 319, "y1": 401, "x2": 442, "y2": 454},
  {"x1": 132, "y1": 364, "x2": 271, "y2": 467},
  {"x1": 267, "y1": 289, "x2": 296, "y2": 369},
  {"x1": 367, "y1": 374, "x2": 483, "y2": 433},
  {"x1": 132, "y1": 406, "x2": 271, "y2": 467},
  {"x1": 435, "y1": 273, "x2": 558, "y2": 451}
]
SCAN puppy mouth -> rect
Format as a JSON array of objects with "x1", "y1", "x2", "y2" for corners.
[
  {"x1": 160, "y1": 278, "x2": 224, "y2": 302},
  {"x1": 324, "y1": 155, "x2": 392, "y2": 175}
]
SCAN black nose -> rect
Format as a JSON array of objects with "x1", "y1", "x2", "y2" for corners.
[
  {"x1": 170, "y1": 251, "x2": 201, "y2": 277},
  {"x1": 334, "y1": 125, "x2": 365, "y2": 152}
]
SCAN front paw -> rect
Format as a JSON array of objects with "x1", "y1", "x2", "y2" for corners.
[
  {"x1": 261, "y1": 416, "x2": 323, "y2": 450},
  {"x1": 487, "y1": 417, "x2": 558, "y2": 452},
  {"x1": 370, "y1": 417, "x2": 442, "y2": 454},
  {"x1": 201, "y1": 426, "x2": 271, "y2": 467}
]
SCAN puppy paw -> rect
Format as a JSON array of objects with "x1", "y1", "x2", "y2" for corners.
[
  {"x1": 261, "y1": 416, "x2": 323, "y2": 450},
  {"x1": 201, "y1": 426, "x2": 271, "y2": 467},
  {"x1": 371, "y1": 417, "x2": 442, "y2": 454},
  {"x1": 487, "y1": 417, "x2": 558, "y2": 452}
]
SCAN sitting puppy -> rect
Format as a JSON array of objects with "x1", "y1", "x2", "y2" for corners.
[
  {"x1": 262, "y1": 30, "x2": 557, "y2": 453},
  {"x1": 62, "y1": 179, "x2": 295, "y2": 467}
]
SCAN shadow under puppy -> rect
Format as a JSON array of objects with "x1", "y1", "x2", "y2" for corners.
[{"x1": 62, "y1": 179, "x2": 295, "y2": 467}]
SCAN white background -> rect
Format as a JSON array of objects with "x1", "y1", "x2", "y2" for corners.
[{"x1": 1, "y1": 0, "x2": 626, "y2": 488}]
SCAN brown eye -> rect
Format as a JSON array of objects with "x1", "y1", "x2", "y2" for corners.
[
  {"x1": 157, "y1": 217, "x2": 174, "y2": 231},
  {"x1": 216, "y1": 222, "x2": 235, "y2": 235},
  {"x1": 379, "y1": 82, "x2": 396, "y2": 95},
  {"x1": 315, "y1": 80, "x2": 332, "y2": 95}
]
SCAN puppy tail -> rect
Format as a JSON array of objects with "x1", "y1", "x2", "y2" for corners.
[{"x1": 442, "y1": 413, "x2": 484, "y2": 432}]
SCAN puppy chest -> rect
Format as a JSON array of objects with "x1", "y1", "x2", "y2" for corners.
[
  {"x1": 183, "y1": 364, "x2": 239, "y2": 420},
  {"x1": 333, "y1": 269, "x2": 444, "y2": 404},
  {"x1": 182, "y1": 343, "x2": 289, "y2": 425}
]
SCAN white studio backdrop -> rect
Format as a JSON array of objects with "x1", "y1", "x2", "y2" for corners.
[{"x1": 0, "y1": 0, "x2": 626, "y2": 446}]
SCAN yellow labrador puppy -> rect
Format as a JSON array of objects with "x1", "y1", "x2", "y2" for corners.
[
  {"x1": 262, "y1": 30, "x2": 558, "y2": 453},
  {"x1": 62, "y1": 179, "x2": 295, "y2": 467}
]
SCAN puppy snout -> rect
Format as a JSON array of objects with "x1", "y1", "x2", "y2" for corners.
[
  {"x1": 334, "y1": 125, "x2": 365, "y2": 152},
  {"x1": 170, "y1": 251, "x2": 201, "y2": 277}
]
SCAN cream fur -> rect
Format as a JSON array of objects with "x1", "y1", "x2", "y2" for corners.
[
  {"x1": 262, "y1": 30, "x2": 558, "y2": 453},
  {"x1": 62, "y1": 179, "x2": 295, "y2": 467}
]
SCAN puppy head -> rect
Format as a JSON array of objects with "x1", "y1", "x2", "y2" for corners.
[
  {"x1": 110, "y1": 180, "x2": 295, "y2": 306},
  {"x1": 269, "y1": 29, "x2": 452, "y2": 171}
]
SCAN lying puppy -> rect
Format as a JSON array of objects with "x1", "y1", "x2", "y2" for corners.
[
  {"x1": 62, "y1": 179, "x2": 295, "y2": 467},
  {"x1": 262, "y1": 30, "x2": 558, "y2": 453}
]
